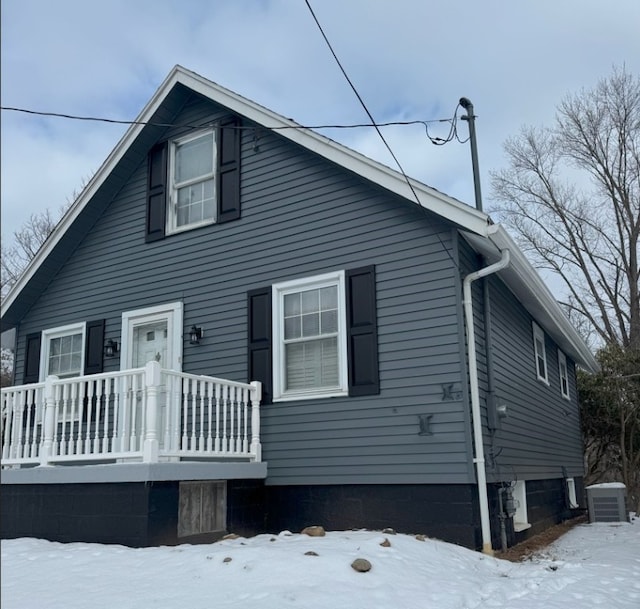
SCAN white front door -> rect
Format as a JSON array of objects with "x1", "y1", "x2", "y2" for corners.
[
  {"x1": 132, "y1": 320, "x2": 168, "y2": 368},
  {"x1": 120, "y1": 302, "x2": 183, "y2": 453},
  {"x1": 121, "y1": 302, "x2": 183, "y2": 371}
]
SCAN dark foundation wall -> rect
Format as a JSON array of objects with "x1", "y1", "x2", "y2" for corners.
[
  {"x1": 1, "y1": 479, "x2": 580, "y2": 550},
  {"x1": 1, "y1": 480, "x2": 266, "y2": 547},
  {"x1": 1, "y1": 482, "x2": 170, "y2": 546},
  {"x1": 263, "y1": 483, "x2": 482, "y2": 549}
]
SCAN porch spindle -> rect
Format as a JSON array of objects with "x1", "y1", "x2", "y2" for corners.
[
  {"x1": 206, "y1": 380, "x2": 214, "y2": 452},
  {"x1": 221, "y1": 385, "x2": 229, "y2": 453},
  {"x1": 76, "y1": 382, "x2": 87, "y2": 455},
  {"x1": 69, "y1": 383, "x2": 78, "y2": 456},
  {"x1": 198, "y1": 379, "x2": 205, "y2": 452},
  {"x1": 242, "y1": 387, "x2": 249, "y2": 454},
  {"x1": 229, "y1": 386, "x2": 236, "y2": 453},
  {"x1": 15, "y1": 391, "x2": 26, "y2": 460},
  {"x1": 84, "y1": 382, "x2": 95, "y2": 454},
  {"x1": 214, "y1": 383, "x2": 221, "y2": 453}
]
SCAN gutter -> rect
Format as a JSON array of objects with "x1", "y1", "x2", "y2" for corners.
[{"x1": 463, "y1": 248, "x2": 511, "y2": 555}]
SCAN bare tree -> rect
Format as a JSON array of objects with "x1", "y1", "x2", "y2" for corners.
[
  {"x1": 1, "y1": 209, "x2": 58, "y2": 297},
  {"x1": 491, "y1": 66, "x2": 640, "y2": 505},
  {"x1": 491, "y1": 66, "x2": 639, "y2": 349}
]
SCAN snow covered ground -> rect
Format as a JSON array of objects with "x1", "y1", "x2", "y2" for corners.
[{"x1": 2, "y1": 521, "x2": 639, "y2": 609}]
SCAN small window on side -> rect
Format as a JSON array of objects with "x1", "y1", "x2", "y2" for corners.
[
  {"x1": 532, "y1": 322, "x2": 549, "y2": 384},
  {"x1": 558, "y1": 350, "x2": 570, "y2": 399}
]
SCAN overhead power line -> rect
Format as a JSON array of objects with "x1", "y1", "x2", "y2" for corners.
[
  {"x1": 303, "y1": 0, "x2": 462, "y2": 269},
  {"x1": 0, "y1": 105, "x2": 457, "y2": 133}
]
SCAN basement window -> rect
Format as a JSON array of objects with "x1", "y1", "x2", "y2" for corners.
[
  {"x1": 178, "y1": 481, "x2": 226, "y2": 538},
  {"x1": 566, "y1": 478, "x2": 579, "y2": 509},
  {"x1": 512, "y1": 480, "x2": 531, "y2": 532}
]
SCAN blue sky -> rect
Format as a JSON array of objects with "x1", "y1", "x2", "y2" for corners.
[{"x1": 2, "y1": 0, "x2": 640, "y2": 242}]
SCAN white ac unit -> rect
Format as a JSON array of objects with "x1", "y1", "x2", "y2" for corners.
[{"x1": 586, "y1": 483, "x2": 629, "y2": 523}]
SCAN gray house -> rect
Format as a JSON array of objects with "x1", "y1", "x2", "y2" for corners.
[{"x1": 1, "y1": 66, "x2": 598, "y2": 552}]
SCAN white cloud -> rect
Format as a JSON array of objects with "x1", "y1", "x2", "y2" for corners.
[{"x1": 2, "y1": 0, "x2": 639, "y2": 239}]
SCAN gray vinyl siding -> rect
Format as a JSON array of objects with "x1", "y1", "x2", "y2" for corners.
[
  {"x1": 486, "y1": 280, "x2": 583, "y2": 480},
  {"x1": 457, "y1": 238, "x2": 583, "y2": 482},
  {"x1": 14, "y1": 92, "x2": 475, "y2": 486}
]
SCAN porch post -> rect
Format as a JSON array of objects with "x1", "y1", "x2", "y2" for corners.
[
  {"x1": 249, "y1": 380, "x2": 262, "y2": 462},
  {"x1": 142, "y1": 361, "x2": 161, "y2": 463},
  {"x1": 39, "y1": 375, "x2": 59, "y2": 466}
]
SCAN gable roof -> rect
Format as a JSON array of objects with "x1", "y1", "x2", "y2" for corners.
[{"x1": 1, "y1": 65, "x2": 597, "y2": 372}]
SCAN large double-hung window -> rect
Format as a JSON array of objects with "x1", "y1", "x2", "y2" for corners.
[
  {"x1": 169, "y1": 130, "x2": 216, "y2": 232},
  {"x1": 273, "y1": 271, "x2": 348, "y2": 400}
]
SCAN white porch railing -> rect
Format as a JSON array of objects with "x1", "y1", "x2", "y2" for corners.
[{"x1": 1, "y1": 361, "x2": 262, "y2": 468}]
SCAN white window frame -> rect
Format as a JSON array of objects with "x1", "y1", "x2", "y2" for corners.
[
  {"x1": 558, "y1": 350, "x2": 570, "y2": 400},
  {"x1": 272, "y1": 270, "x2": 348, "y2": 401},
  {"x1": 532, "y1": 322, "x2": 549, "y2": 384},
  {"x1": 512, "y1": 480, "x2": 531, "y2": 532},
  {"x1": 167, "y1": 129, "x2": 216, "y2": 235},
  {"x1": 39, "y1": 322, "x2": 86, "y2": 381}
]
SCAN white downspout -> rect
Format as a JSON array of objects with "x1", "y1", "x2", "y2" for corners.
[{"x1": 463, "y1": 248, "x2": 511, "y2": 555}]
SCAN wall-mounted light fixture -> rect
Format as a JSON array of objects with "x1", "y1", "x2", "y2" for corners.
[
  {"x1": 189, "y1": 325, "x2": 204, "y2": 345},
  {"x1": 104, "y1": 339, "x2": 119, "y2": 358}
]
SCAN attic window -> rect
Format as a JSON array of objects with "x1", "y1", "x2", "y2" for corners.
[
  {"x1": 168, "y1": 130, "x2": 216, "y2": 233},
  {"x1": 532, "y1": 322, "x2": 549, "y2": 384}
]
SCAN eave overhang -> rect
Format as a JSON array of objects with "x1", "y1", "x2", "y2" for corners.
[{"x1": 462, "y1": 226, "x2": 599, "y2": 373}]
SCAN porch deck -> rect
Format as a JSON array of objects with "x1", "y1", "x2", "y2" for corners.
[{"x1": 1, "y1": 362, "x2": 262, "y2": 469}]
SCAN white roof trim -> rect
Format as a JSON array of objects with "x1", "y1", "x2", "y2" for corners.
[
  {"x1": 2, "y1": 66, "x2": 596, "y2": 374},
  {"x1": 463, "y1": 225, "x2": 598, "y2": 372},
  {"x1": 2, "y1": 65, "x2": 490, "y2": 317}
]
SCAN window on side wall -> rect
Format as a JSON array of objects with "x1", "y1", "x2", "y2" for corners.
[
  {"x1": 39, "y1": 323, "x2": 86, "y2": 380},
  {"x1": 532, "y1": 322, "x2": 549, "y2": 384},
  {"x1": 272, "y1": 271, "x2": 348, "y2": 401},
  {"x1": 168, "y1": 129, "x2": 216, "y2": 233},
  {"x1": 558, "y1": 350, "x2": 570, "y2": 399}
]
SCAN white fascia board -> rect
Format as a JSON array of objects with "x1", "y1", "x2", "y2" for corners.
[
  {"x1": 177, "y1": 67, "x2": 491, "y2": 236},
  {"x1": 2, "y1": 65, "x2": 490, "y2": 319},
  {"x1": 487, "y1": 226, "x2": 598, "y2": 372}
]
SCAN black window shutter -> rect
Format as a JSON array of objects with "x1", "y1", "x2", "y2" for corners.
[
  {"x1": 346, "y1": 265, "x2": 380, "y2": 396},
  {"x1": 146, "y1": 141, "x2": 168, "y2": 242},
  {"x1": 23, "y1": 332, "x2": 42, "y2": 383},
  {"x1": 217, "y1": 117, "x2": 241, "y2": 223},
  {"x1": 247, "y1": 286, "x2": 272, "y2": 404},
  {"x1": 84, "y1": 319, "x2": 105, "y2": 375}
]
